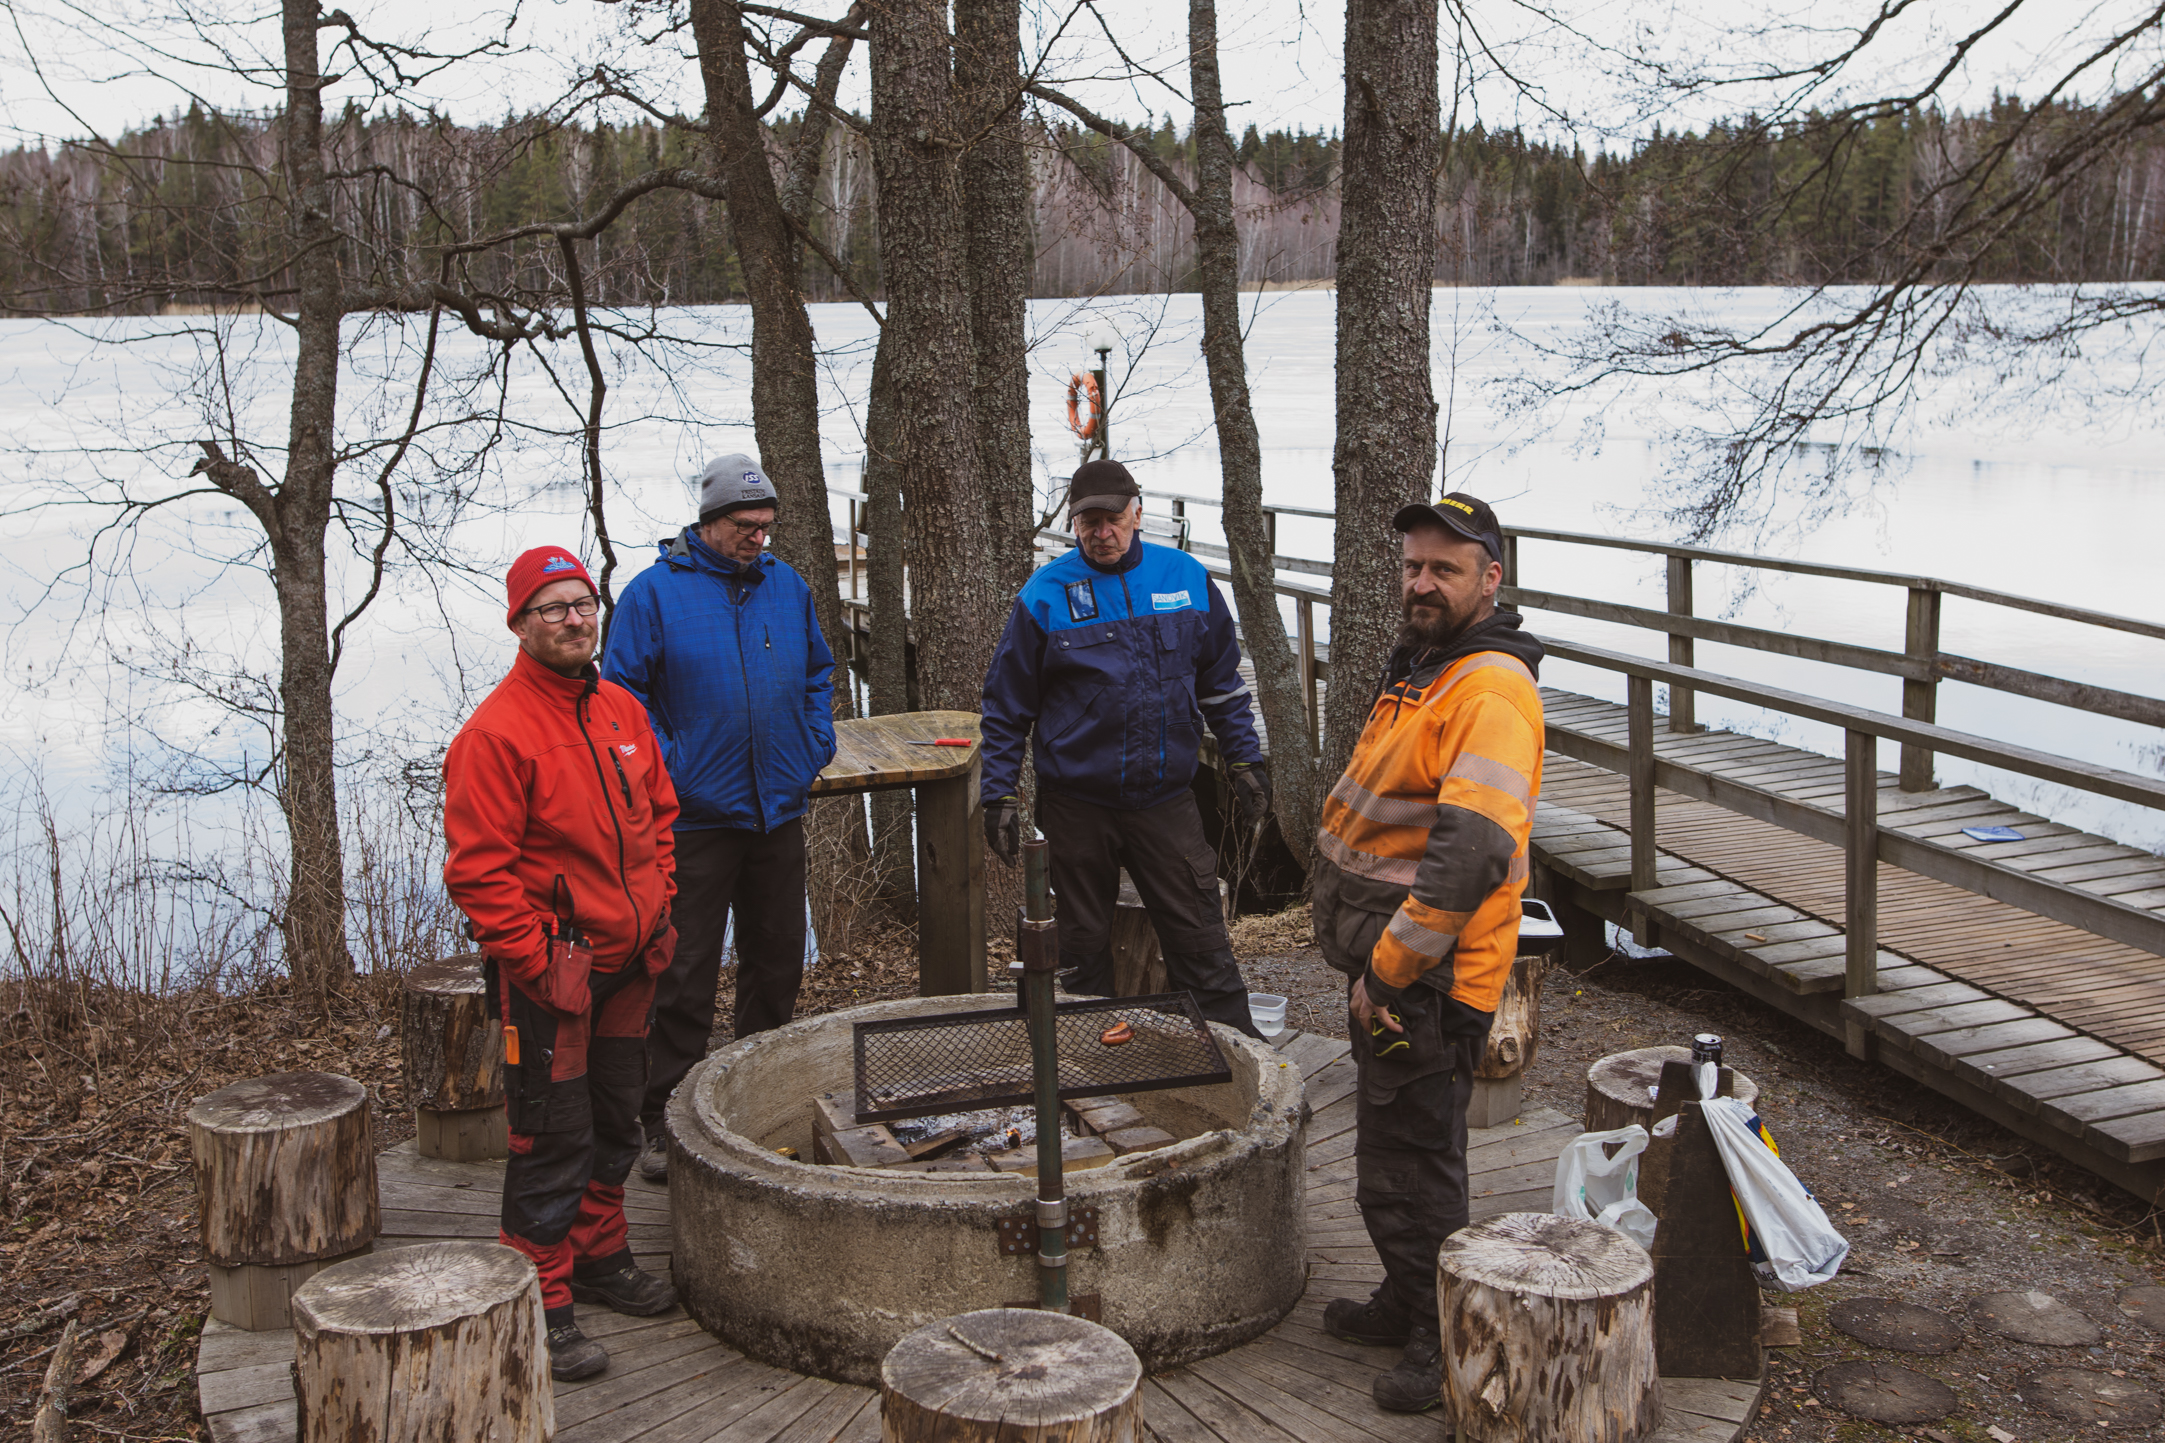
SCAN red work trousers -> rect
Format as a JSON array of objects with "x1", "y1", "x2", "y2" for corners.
[{"x1": 489, "y1": 958, "x2": 657, "y2": 1320}]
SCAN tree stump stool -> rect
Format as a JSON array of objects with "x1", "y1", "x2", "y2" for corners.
[
  {"x1": 1439, "y1": 1212, "x2": 1662, "y2": 1443},
  {"x1": 1468, "y1": 955, "x2": 1545, "y2": 1127},
  {"x1": 188, "y1": 1072, "x2": 380, "y2": 1330},
  {"x1": 403, "y1": 954, "x2": 508, "y2": 1161},
  {"x1": 881, "y1": 1307, "x2": 1142, "y2": 1441},
  {"x1": 292, "y1": 1240, "x2": 552, "y2": 1443},
  {"x1": 1584, "y1": 1046, "x2": 1758, "y2": 1133}
]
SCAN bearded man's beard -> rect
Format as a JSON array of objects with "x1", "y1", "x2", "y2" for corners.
[{"x1": 1397, "y1": 591, "x2": 1481, "y2": 652}]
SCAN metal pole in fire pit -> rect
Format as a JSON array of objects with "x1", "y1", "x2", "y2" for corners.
[{"x1": 1018, "y1": 837, "x2": 1069, "y2": 1314}]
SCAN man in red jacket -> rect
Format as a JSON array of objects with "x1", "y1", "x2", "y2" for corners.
[{"x1": 444, "y1": 547, "x2": 682, "y2": 1382}]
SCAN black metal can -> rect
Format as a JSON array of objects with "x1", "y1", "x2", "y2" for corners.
[{"x1": 1692, "y1": 1032, "x2": 1724, "y2": 1066}]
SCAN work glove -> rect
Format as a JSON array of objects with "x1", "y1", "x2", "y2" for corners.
[
  {"x1": 983, "y1": 796, "x2": 1022, "y2": 866},
  {"x1": 1229, "y1": 763, "x2": 1272, "y2": 828}
]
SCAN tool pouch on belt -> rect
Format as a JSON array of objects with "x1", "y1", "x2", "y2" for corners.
[{"x1": 486, "y1": 955, "x2": 595, "y2": 1136}]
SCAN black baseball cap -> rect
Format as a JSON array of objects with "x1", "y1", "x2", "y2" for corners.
[
  {"x1": 1067, "y1": 459, "x2": 1141, "y2": 519},
  {"x1": 1393, "y1": 492, "x2": 1504, "y2": 563}
]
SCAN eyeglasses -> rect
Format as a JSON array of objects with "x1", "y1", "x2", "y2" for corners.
[
  {"x1": 717, "y1": 515, "x2": 775, "y2": 537},
  {"x1": 522, "y1": 595, "x2": 601, "y2": 624}
]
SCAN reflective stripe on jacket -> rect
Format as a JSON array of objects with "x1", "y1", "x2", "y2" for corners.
[
  {"x1": 1315, "y1": 642, "x2": 1543, "y2": 1014},
  {"x1": 444, "y1": 649, "x2": 680, "y2": 980},
  {"x1": 979, "y1": 535, "x2": 1263, "y2": 810}
]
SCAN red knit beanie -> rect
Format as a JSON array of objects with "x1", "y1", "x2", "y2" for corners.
[{"x1": 505, "y1": 546, "x2": 597, "y2": 626}]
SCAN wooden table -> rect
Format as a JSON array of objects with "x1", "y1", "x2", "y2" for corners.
[{"x1": 809, "y1": 709, "x2": 985, "y2": 996}]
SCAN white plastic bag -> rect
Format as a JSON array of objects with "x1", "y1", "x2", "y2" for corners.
[
  {"x1": 1550, "y1": 1125, "x2": 1657, "y2": 1250},
  {"x1": 1701, "y1": 1096, "x2": 1849, "y2": 1291}
]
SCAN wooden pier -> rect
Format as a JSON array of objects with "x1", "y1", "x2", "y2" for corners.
[
  {"x1": 833, "y1": 485, "x2": 2165, "y2": 1202},
  {"x1": 197, "y1": 1030, "x2": 1764, "y2": 1443}
]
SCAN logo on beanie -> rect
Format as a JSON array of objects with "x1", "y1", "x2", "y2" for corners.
[
  {"x1": 743, "y1": 471, "x2": 761, "y2": 486},
  {"x1": 542, "y1": 555, "x2": 577, "y2": 574}
]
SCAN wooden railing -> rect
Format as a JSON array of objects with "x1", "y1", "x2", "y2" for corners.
[
  {"x1": 826, "y1": 477, "x2": 2165, "y2": 1053},
  {"x1": 1545, "y1": 638, "x2": 2165, "y2": 1055}
]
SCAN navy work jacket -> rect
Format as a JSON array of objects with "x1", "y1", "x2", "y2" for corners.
[
  {"x1": 980, "y1": 535, "x2": 1264, "y2": 810},
  {"x1": 601, "y1": 528, "x2": 837, "y2": 833}
]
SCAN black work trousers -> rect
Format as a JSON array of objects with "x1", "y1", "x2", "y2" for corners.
[
  {"x1": 1035, "y1": 787, "x2": 1259, "y2": 1038},
  {"x1": 642, "y1": 818, "x2": 807, "y2": 1127},
  {"x1": 1348, "y1": 978, "x2": 1485, "y2": 1331}
]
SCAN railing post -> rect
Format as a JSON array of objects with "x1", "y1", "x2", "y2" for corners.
[
  {"x1": 1264, "y1": 509, "x2": 1278, "y2": 559},
  {"x1": 848, "y1": 497, "x2": 862, "y2": 603},
  {"x1": 1900, "y1": 587, "x2": 1941, "y2": 792},
  {"x1": 1297, "y1": 596, "x2": 1318, "y2": 756},
  {"x1": 1844, "y1": 728, "x2": 1879, "y2": 1061},
  {"x1": 1501, "y1": 532, "x2": 1518, "y2": 589},
  {"x1": 1666, "y1": 555, "x2": 1695, "y2": 734},
  {"x1": 1627, "y1": 674, "x2": 1656, "y2": 893}
]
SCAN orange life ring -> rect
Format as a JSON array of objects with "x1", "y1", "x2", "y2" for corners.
[{"x1": 1066, "y1": 372, "x2": 1103, "y2": 440}]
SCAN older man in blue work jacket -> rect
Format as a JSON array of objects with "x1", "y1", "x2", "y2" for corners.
[
  {"x1": 980, "y1": 459, "x2": 1271, "y2": 1037},
  {"x1": 602, "y1": 453, "x2": 837, "y2": 1181}
]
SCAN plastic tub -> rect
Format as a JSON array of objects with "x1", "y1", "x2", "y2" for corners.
[{"x1": 1248, "y1": 992, "x2": 1288, "y2": 1038}]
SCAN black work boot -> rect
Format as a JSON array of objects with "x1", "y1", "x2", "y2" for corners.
[
  {"x1": 1322, "y1": 1294, "x2": 1413, "y2": 1348},
  {"x1": 1372, "y1": 1326, "x2": 1443, "y2": 1413},
  {"x1": 638, "y1": 1124, "x2": 669, "y2": 1183},
  {"x1": 570, "y1": 1261, "x2": 678, "y2": 1316},
  {"x1": 547, "y1": 1320, "x2": 608, "y2": 1381}
]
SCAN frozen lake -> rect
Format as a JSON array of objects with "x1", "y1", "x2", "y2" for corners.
[{"x1": 1, "y1": 286, "x2": 2160, "y2": 858}]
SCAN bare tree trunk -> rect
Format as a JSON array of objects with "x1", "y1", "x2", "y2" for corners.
[
  {"x1": 1326, "y1": 0, "x2": 1439, "y2": 780},
  {"x1": 863, "y1": 333, "x2": 916, "y2": 914},
  {"x1": 276, "y1": 0, "x2": 352, "y2": 997},
  {"x1": 866, "y1": 0, "x2": 1001, "y2": 715},
  {"x1": 689, "y1": 0, "x2": 856, "y2": 709},
  {"x1": 1189, "y1": 0, "x2": 1316, "y2": 869},
  {"x1": 954, "y1": 0, "x2": 1036, "y2": 602}
]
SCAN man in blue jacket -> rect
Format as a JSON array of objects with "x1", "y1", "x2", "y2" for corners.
[
  {"x1": 981, "y1": 459, "x2": 1270, "y2": 1038},
  {"x1": 602, "y1": 453, "x2": 837, "y2": 1181}
]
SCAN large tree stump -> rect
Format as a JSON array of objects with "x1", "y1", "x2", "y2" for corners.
[
  {"x1": 1439, "y1": 1212, "x2": 1662, "y2": 1443},
  {"x1": 188, "y1": 1072, "x2": 380, "y2": 1330},
  {"x1": 1584, "y1": 1046, "x2": 1758, "y2": 1133},
  {"x1": 1468, "y1": 955, "x2": 1545, "y2": 1127},
  {"x1": 292, "y1": 1240, "x2": 553, "y2": 1443},
  {"x1": 881, "y1": 1307, "x2": 1141, "y2": 1441},
  {"x1": 403, "y1": 955, "x2": 508, "y2": 1161}
]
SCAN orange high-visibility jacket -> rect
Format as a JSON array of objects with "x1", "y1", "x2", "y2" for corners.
[{"x1": 1316, "y1": 642, "x2": 1544, "y2": 1013}]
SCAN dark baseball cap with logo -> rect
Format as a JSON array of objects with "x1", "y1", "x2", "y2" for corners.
[
  {"x1": 1393, "y1": 492, "x2": 1504, "y2": 564},
  {"x1": 1066, "y1": 459, "x2": 1141, "y2": 519}
]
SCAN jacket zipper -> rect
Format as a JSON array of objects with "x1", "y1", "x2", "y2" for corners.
[
  {"x1": 732, "y1": 576, "x2": 767, "y2": 830},
  {"x1": 578, "y1": 684, "x2": 643, "y2": 945}
]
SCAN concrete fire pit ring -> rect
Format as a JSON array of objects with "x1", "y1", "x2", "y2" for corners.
[{"x1": 665, "y1": 993, "x2": 1308, "y2": 1385}]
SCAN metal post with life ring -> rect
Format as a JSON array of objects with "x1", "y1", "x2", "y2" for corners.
[{"x1": 1066, "y1": 359, "x2": 1108, "y2": 465}]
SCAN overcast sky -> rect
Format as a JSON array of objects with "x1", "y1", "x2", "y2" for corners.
[{"x1": 0, "y1": 0, "x2": 2145, "y2": 151}]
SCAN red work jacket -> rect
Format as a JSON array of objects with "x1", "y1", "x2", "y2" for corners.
[{"x1": 444, "y1": 648, "x2": 679, "y2": 980}]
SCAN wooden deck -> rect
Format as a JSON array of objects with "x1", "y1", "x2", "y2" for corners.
[
  {"x1": 1535, "y1": 690, "x2": 2165, "y2": 1199},
  {"x1": 197, "y1": 1032, "x2": 1764, "y2": 1442}
]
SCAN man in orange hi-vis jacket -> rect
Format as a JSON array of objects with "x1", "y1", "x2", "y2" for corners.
[{"x1": 1312, "y1": 493, "x2": 1544, "y2": 1414}]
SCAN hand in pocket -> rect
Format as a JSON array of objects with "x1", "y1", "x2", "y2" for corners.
[{"x1": 641, "y1": 915, "x2": 678, "y2": 980}]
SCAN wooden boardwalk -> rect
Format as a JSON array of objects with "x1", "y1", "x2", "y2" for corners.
[
  {"x1": 197, "y1": 1031, "x2": 1764, "y2": 1442},
  {"x1": 1535, "y1": 690, "x2": 2165, "y2": 1197}
]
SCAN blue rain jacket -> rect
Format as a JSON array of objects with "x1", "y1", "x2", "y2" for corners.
[
  {"x1": 981, "y1": 535, "x2": 1264, "y2": 810},
  {"x1": 601, "y1": 528, "x2": 837, "y2": 833}
]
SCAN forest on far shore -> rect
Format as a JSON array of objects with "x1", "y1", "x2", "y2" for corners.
[{"x1": 2, "y1": 90, "x2": 2162, "y2": 313}]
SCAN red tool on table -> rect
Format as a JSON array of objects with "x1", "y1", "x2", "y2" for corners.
[{"x1": 904, "y1": 739, "x2": 975, "y2": 747}]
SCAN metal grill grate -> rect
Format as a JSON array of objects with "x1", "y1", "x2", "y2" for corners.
[{"x1": 852, "y1": 993, "x2": 1232, "y2": 1124}]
